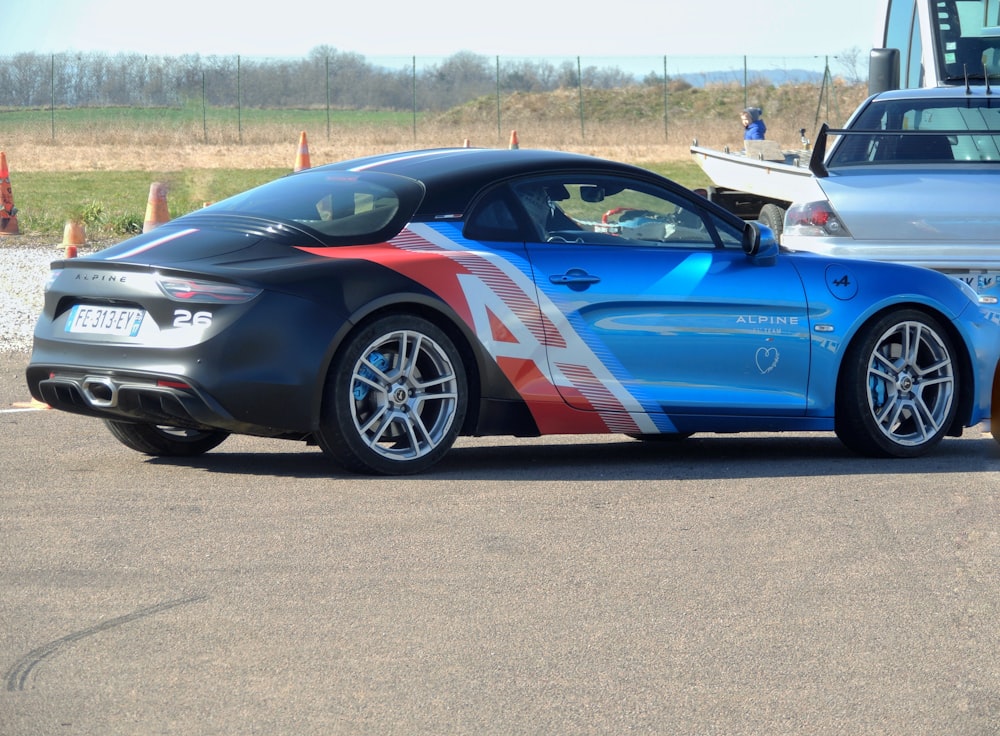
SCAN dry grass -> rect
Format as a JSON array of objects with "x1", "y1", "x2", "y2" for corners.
[
  {"x1": 4, "y1": 88, "x2": 868, "y2": 172},
  {"x1": 5, "y1": 129, "x2": 696, "y2": 173}
]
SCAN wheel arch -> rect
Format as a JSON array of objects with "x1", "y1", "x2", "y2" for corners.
[
  {"x1": 836, "y1": 302, "x2": 975, "y2": 436},
  {"x1": 316, "y1": 293, "x2": 525, "y2": 436}
]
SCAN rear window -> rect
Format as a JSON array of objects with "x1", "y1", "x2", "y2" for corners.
[
  {"x1": 829, "y1": 97, "x2": 1000, "y2": 166},
  {"x1": 207, "y1": 169, "x2": 424, "y2": 243}
]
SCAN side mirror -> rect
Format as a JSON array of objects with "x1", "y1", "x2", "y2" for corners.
[
  {"x1": 743, "y1": 221, "x2": 778, "y2": 265},
  {"x1": 869, "y1": 48, "x2": 900, "y2": 95}
]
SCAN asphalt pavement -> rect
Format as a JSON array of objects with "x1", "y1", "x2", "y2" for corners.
[{"x1": 2, "y1": 352, "x2": 999, "y2": 735}]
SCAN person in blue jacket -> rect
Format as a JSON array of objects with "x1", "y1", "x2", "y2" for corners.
[{"x1": 741, "y1": 107, "x2": 766, "y2": 140}]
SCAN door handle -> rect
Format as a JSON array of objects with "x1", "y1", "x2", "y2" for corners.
[{"x1": 549, "y1": 269, "x2": 601, "y2": 288}]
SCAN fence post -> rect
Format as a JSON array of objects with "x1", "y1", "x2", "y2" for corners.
[
  {"x1": 202, "y1": 71, "x2": 207, "y2": 143},
  {"x1": 237, "y1": 55, "x2": 242, "y2": 145},
  {"x1": 50, "y1": 54, "x2": 55, "y2": 141},
  {"x1": 743, "y1": 55, "x2": 748, "y2": 109},
  {"x1": 411, "y1": 56, "x2": 417, "y2": 143},
  {"x1": 662, "y1": 56, "x2": 669, "y2": 142},
  {"x1": 496, "y1": 56, "x2": 501, "y2": 142}
]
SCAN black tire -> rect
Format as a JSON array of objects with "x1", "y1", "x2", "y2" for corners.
[
  {"x1": 317, "y1": 314, "x2": 468, "y2": 475},
  {"x1": 103, "y1": 420, "x2": 229, "y2": 457},
  {"x1": 835, "y1": 310, "x2": 958, "y2": 458},
  {"x1": 992, "y1": 361, "x2": 1000, "y2": 445},
  {"x1": 758, "y1": 204, "x2": 785, "y2": 240}
]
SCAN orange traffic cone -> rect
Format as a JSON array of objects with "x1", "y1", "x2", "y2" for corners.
[
  {"x1": 62, "y1": 220, "x2": 85, "y2": 258},
  {"x1": 143, "y1": 182, "x2": 170, "y2": 233},
  {"x1": 294, "y1": 131, "x2": 311, "y2": 172},
  {"x1": 0, "y1": 151, "x2": 20, "y2": 236},
  {"x1": 508, "y1": 130, "x2": 519, "y2": 150}
]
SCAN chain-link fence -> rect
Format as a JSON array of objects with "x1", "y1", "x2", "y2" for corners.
[{"x1": 0, "y1": 50, "x2": 869, "y2": 150}]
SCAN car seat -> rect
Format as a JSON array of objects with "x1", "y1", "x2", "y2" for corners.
[{"x1": 895, "y1": 134, "x2": 954, "y2": 161}]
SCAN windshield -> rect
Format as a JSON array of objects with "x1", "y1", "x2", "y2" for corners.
[
  {"x1": 939, "y1": 0, "x2": 1000, "y2": 80},
  {"x1": 828, "y1": 96, "x2": 1000, "y2": 165}
]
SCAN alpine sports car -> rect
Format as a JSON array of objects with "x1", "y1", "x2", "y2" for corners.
[{"x1": 26, "y1": 148, "x2": 1000, "y2": 475}]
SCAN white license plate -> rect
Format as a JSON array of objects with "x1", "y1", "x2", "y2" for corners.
[
  {"x1": 959, "y1": 272, "x2": 1000, "y2": 296},
  {"x1": 66, "y1": 304, "x2": 146, "y2": 336}
]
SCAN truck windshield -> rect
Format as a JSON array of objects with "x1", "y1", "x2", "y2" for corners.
[{"x1": 939, "y1": 0, "x2": 1000, "y2": 81}]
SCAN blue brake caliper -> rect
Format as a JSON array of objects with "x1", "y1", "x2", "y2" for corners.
[
  {"x1": 353, "y1": 352, "x2": 389, "y2": 401},
  {"x1": 869, "y1": 368, "x2": 887, "y2": 412}
]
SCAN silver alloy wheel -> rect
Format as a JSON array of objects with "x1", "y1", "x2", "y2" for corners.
[
  {"x1": 864, "y1": 319, "x2": 955, "y2": 447},
  {"x1": 349, "y1": 328, "x2": 460, "y2": 462}
]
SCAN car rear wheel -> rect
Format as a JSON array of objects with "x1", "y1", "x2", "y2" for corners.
[
  {"x1": 835, "y1": 310, "x2": 958, "y2": 457},
  {"x1": 318, "y1": 315, "x2": 468, "y2": 475},
  {"x1": 103, "y1": 420, "x2": 230, "y2": 456},
  {"x1": 992, "y1": 361, "x2": 1000, "y2": 445}
]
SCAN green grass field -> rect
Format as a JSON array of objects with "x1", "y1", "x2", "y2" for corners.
[
  {"x1": 2, "y1": 78, "x2": 871, "y2": 242},
  {"x1": 6, "y1": 161, "x2": 709, "y2": 242},
  {"x1": 9, "y1": 85, "x2": 838, "y2": 242},
  {"x1": 10, "y1": 168, "x2": 289, "y2": 239}
]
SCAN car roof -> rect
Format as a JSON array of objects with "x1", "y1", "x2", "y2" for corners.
[{"x1": 311, "y1": 147, "x2": 659, "y2": 215}]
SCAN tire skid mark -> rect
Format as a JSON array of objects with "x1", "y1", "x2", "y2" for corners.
[{"x1": 4, "y1": 594, "x2": 208, "y2": 692}]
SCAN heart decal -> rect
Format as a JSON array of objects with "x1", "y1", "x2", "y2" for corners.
[{"x1": 755, "y1": 347, "x2": 779, "y2": 374}]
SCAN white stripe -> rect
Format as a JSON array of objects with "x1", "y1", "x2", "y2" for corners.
[
  {"x1": 405, "y1": 223, "x2": 660, "y2": 432},
  {"x1": 347, "y1": 149, "x2": 470, "y2": 171},
  {"x1": 107, "y1": 228, "x2": 199, "y2": 260}
]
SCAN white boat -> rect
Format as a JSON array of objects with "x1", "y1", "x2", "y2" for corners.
[{"x1": 689, "y1": 142, "x2": 825, "y2": 205}]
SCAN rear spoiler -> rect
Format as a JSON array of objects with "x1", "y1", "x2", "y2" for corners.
[{"x1": 809, "y1": 124, "x2": 830, "y2": 178}]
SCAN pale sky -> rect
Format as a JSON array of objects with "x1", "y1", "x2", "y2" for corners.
[{"x1": 5, "y1": 0, "x2": 877, "y2": 64}]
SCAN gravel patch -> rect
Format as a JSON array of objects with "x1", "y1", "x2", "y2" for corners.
[{"x1": 0, "y1": 241, "x2": 65, "y2": 354}]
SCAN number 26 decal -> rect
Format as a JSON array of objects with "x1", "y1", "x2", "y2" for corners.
[{"x1": 173, "y1": 309, "x2": 213, "y2": 327}]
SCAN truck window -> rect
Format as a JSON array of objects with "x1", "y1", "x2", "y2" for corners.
[
  {"x1": 939, "y1": 0, "x2": 1000, "y2": 81},
  {"x1": 880, "y1": 0, "x2": 1000, "y2": 88},
  {"x1": 884, "y1": 0, "x2": 925, "y2": 87}
]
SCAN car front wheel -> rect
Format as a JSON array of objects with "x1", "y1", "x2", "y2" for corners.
[
  {"x1": 835, "y1": 310, "x2": 958, "y2": 457},
  {"x1": 318, "y1": 315, "x2": 468, "y2": 475},
  {"x1": 103, "y1": 420, "x2": 230, "y2": 456}
]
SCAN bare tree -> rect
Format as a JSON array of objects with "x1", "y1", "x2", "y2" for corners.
[{"x1": 835, "y1": 46, "x2": 867, "y2": 85}]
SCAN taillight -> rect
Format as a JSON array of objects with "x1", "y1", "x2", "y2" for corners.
[
  {"x1": 784, "y1": 201, "x2": 851, "y2": 237},
  {"x1": 157, "y1": 277, "x2": 261, "y2": 303},
  {"x1": 44, "y1": 269, "x2": 62, "y2": 292},
  {"x1": 157, "y1": 379, "x2": 192, "y2": 390}
]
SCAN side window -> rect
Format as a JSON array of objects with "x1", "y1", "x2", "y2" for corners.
[
  {"x1": 510, "y1": 175, "x2": 742, "y2": 249},
  {"x1": 884, "y1": 0, "x2": 924, "y2": 87},
  {"x1": 464, "y1": 189, "x2": 523, "y2": 242}
]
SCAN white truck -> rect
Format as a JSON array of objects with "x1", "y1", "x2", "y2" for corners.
[{"x1": 690, "y1": 0, "x2": 1000, "y2": 233}]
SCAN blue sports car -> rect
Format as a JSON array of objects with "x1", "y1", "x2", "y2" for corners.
[{"x1": 26, "y1": 148, "x2": 1000, "y2": 474}]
